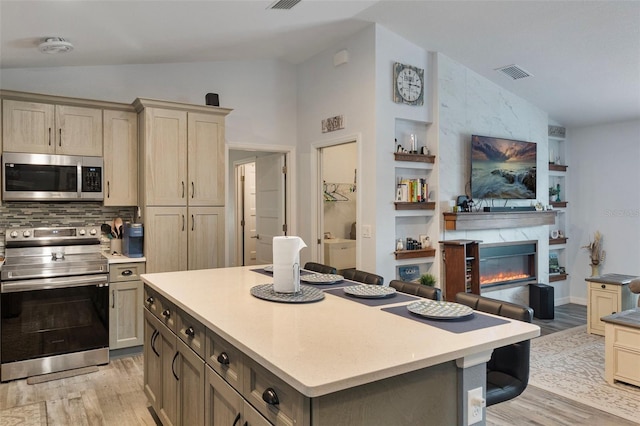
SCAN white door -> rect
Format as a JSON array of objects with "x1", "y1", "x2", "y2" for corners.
[
  {"x1": 243, "y1": 163, "x2": 257, "y2": 265},
  {"x1": 255, "y1": 153, "x2": 286, "y2": 264}
]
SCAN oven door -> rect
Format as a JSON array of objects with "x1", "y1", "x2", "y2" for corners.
[{"x1": 1, "y1": 274, "x2": 109, "y2": 372}]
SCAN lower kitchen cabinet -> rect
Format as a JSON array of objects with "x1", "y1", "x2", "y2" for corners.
[
  {"x1": 109, "y1": 262, "x2": 145, "y2": 349},
  {"x1": 144, "y1": 308, "x2": 205, "y2": 426}
]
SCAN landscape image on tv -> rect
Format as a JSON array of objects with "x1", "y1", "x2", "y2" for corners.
[{"x1": 471, "y1": 135, "x2": 537, "y2": 199}]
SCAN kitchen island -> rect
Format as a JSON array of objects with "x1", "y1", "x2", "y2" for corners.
[{"x1": 141, "y1": 266, "x2": 539, "y2": 425}]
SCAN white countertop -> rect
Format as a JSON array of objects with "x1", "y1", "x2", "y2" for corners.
[
  {"x1": 141, "y1": 265, "x2": 539, "y2": 397},
  {"x1": 102, "y1": 252, "x2": 146, "y2": 264}
]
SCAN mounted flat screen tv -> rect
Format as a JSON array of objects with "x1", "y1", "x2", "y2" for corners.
[{"x1": 471, "y1": 135, "x2": 537, "y2": 200}]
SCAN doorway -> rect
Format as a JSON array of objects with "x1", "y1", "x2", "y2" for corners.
[
  {"x1": 317, "y1": 142, "x2": 357, "y2": 271},
  {"x1": 231, "y1": 148, "x2": 290, "y2": 267}
]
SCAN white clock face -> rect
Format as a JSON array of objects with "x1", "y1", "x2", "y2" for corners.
[{"x1": 396, "y1": 68, "x2": 422, "y2": 102}]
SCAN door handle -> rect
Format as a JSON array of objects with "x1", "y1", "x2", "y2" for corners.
[
  {"x1": 181, "y1": 181, "x2": 185, "y2": 198},
  {"x1": 172, "y1": 352, "x2": 179, "y2": 380},
  {"x1": 250, "y1": 235, "x2": 258, "y2": 239},
  {"x1": 191, "y1": 182, "x2": 194, "y2": 198},
  {"x1": 48, "y1": 128, "x2": 52, "y2": 146},
  {"x1": 182, "y1": 215, "x2": 185, "y2": 231},
  {"x1": 107, "y1": 181, "x2": 110, "y2": 198},
  {"x1": 59, "y1": 128, "x2": 62, "y2": 147},
  {"x1": 191, "y1": 214, "x2": 194, "y2": 231},
  {"x1": 111, "y1": 289, "x2": 115, "y2": 308}
]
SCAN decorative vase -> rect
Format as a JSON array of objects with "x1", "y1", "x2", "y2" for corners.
[{"x1": 590, "y1": 264, "x2": 600, "y2": 277}]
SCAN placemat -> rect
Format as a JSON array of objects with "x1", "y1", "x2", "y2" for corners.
[
  {"x1": 250, "y1": 268, "x2": 313, "y2": 277},
  {"x1": 250, "y1": 284, "x2": 324, "y2": 303},
  {"x1": 381, "y1": 305, "x2": 510, "y2": 333},
  {"x1": 324, "y1": 287, "x2": 420, "y2": 306}
]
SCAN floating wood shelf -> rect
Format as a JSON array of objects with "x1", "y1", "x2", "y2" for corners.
[
  {"x1": 394, "y1": 247, "x2": 436, "y2": 260},
  {"x1": 550, "y1": 201, "x2": 568, "y2": 208},
  {"x1": 395, "y1": 201, "x2": 436, "y2": 210},
  {"x1": 443, "y1": 211, "x2": 557, "y2": 231},
  {"x1": 549, "y1": 163, "x2": 568, "y2": 172},
  {"x1": 394, "y1": 152, "x2": 435, "y2": 163},
  {"x1": 549, "y1": 273, "x2": 568, "y2": 282},
  {"x1": 549, "y1": 237, "x2": 568, "y2": 245}
]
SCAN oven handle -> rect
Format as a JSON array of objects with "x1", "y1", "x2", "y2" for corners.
[{"x1": 1, "y1": 274, "x2": 109, "y2": 293}]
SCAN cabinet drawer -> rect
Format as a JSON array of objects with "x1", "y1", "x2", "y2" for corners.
[
  {"x1": 177, "y1": 307, "x2": 206, "y2": 359},
  {"x1": 110, "y1": 262, "x2": 146, "y2": 283},
  {"x1": 612, "y1": 347, "x2": 640, "y2": 386},
  {"x1": 590, "y1": 282, "x2": 617, "y2": 292},
  {"x1": 205, "y1": 329, "x2": 244, "y2": 393},
  {"x1": 613, "y1": 327, "x2": 640, "y2": 350},
  {"x1": 243, "y1": 356, "x2": 308, "y2": 426},
  {"x1": 143, "y1": 285, "x2": 176, "y2": 332}
]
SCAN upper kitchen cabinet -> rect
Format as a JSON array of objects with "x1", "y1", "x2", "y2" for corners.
[
  {"x1": 2, "y1": 99, "x2": 102, "y2": 156},
  {"x1": 188, "y1": 113, "x2": 225, "y2": 206},
  {"x1": 104, "y1": 110, "x2": 138, "y2": 206}
]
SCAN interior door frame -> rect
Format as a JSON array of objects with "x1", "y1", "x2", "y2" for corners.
[
  {"x1": 226, "y1": 142, "x2": 296, "y2": 267},
  {"x1": 233, "y1": 158, "x2": 257, "y2": 266},
  {"x1": 310, "y1": 133, "x2": 361, "y2": 264}
]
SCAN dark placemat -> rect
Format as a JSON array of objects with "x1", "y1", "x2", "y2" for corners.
[
  {"x1": 381, "y1": 305, "x2": 510, "y2": 333},
  {"x1": 308, "y1": 281, "x2": 358, "y2": 290},
  {"x1": 250, "y1": 268, "x2": 313, "y2": 277},
  {"x1": 324, "y1": 287, "x2": 420, "y2": 306}
]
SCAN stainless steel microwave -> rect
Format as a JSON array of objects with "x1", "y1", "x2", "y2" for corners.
[{"x1": 2, "y1": 152, "x2": 104, "y2": 201}]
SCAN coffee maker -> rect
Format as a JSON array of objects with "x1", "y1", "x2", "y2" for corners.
[{"x1": 122, "y1": 222, "x2": 144, "y2": 258}]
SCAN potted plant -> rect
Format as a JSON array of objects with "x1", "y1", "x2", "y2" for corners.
[
  {"x1": 549, "y1": 186, "x2": 559, "y2": 202},
  {"x1": 419, "y1": 273, "x2": 437, "y2": 287}
]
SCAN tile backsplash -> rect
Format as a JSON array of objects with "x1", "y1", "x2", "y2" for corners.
[{"x1": 0, "y1": 202, "x2": 137, "y2": 256}]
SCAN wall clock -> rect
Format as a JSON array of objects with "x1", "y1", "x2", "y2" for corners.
[{"x1": 393, "y1": 62, "x2": 424, "y2": 106}]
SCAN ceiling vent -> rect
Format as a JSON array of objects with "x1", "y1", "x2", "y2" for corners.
[
  {"x1": 38, "y1": 37, "x2": 74, "y2": 54},
  {"x1": 495, "y1": 64, "x2": 532, "y2": 80},
  {"x1": 268, "y1": 0, "x2": 302, "y2": 10}
]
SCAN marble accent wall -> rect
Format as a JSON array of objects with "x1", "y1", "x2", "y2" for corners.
[{"x1": 436, "y1": 53, "x2": 552, "y2": 305}]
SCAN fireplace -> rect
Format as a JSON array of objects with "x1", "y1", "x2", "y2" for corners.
[{"x1": 479, "y1": 241, "x2": 537, "y2": 289}]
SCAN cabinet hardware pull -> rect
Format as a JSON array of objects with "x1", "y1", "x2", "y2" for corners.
[
  {"x1": 182, "y1": 215, "x2": 185, "y2": 231},
  {"x1": 111, "y1": 290, "x2": 115, "y2": 308},
  {"x1": 262, "y1": 388, "x2": 279, "y2": 406},
  {"x1": 232, "y1": 413, "x2": 241, "y2": 426},
  {"x1": 191, "y1": 215, "x2": 195, "y2": 231},
  {"x1": 151, "y1": 330, "x2": 160, "y2": 357},
  {"x1": 185, "y1": 326, "x2": 195, "y2": 337},
  {"x1": 182, "y1": 181, "x2": 185, "y2": 198},
  {"x1": 59, "y1": 128, "x2": 62, "y2": 146},
  {"x1": 107, "y1": 181, "x2": 110, "y2": 198},
  {"x1": 48, "y1": 128, "x2": 52, "y2": 146},
  {"x1": 217, "y1": 352, "x2": 230, "y2": 365},
  {"x1": 172, "y1": 352, "x2": 179, "y2": 380},
  {"x1": 146, "y1": 296, "x2": 154, "y2": 305},
  {"x1": 191, "y1": 182, "x2": 194, "y2": 198},
  {"x1": 162, "y1": 309, "x2": 171, "y2": 318},
  {"x1": 601, "y1": 284, "x2": 606, "y2": 289},
  {"x1": 122, "y1": 269, "x2": 133, "y2": 276}
]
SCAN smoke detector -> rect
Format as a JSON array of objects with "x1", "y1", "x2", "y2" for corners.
[{"x1": 38, "y1": 37, "x2": 74, "y2": 54}]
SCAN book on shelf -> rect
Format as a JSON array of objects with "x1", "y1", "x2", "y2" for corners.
[{"x1": 396, "y1": 178, "x2": 428, "y2": 203}]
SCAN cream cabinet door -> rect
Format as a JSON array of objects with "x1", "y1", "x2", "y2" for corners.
[
  {"x1": 55, "y1": 105, "x2": 103, "y2": 156},
  {"x1": 104, "y1": 110, "x2": 138, "y2": 206},
  {"x1": 589, "y1": 287, "x2": 617, "y2": 335},
  {"x1": 176, "y1": 339, "x2": 205, "y2": 426},
  {"x1": 109, "y1": 280, "x2": 144, "y2": 349},
  {"x1": 2, "y1": 99, "x2": 55, "y2": 153},
  {"x1": 145, "y1": 206, "x2": 188, "y2": 273},
  {"x1": 187, "y1": 112, "x2": 224, "y2": 206},
  {"x1": 188, "y1": 206, "x2": 225, "y2": 270},
  {"x1": 143, "y1": 108, "x2": 187, "y2": 206},
  {"x1": 205, "y1": 365, "x2": 244, "y2": 426}
]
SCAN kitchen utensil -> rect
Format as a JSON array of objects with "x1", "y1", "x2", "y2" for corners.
[
  {"x1": 100, "y1": 223, "x2": 113, "y2": 239},
  {"x1": 114, "y1": 217, "x2": 123, "y2": 238}
]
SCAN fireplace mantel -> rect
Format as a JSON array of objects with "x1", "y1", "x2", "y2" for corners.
[{"x1": 443, "y1": 211, "x2": 557, "y2": 231}]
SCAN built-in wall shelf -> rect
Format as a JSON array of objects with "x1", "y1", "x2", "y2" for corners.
[
  {"x1": 549, "y1": 237, "x2": 568, "y2": 245},
  {"x1": 550, "y1": 201, "x2": 568, "y2": 208},
  {"x1": 549, "y1": 273, "x2": 569, "y2": 282},
  {"x1": 394, "y1": 247, "x2": 436, "y2": 260},
  {"x1": 395, "y1": 202, "x2": 436, "y2": 211},
  {"x1": 394, "y1": 153, "x2": 435, "y2": 163},
  {"x1": 549, "y1": 163, "x2": 568, "y2": 172},
  {"x1": 443, "y1": 211, "x2": 557, "y2": 231}
]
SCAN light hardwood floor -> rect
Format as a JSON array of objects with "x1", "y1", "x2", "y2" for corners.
[{"x1": 0, "y1": 304, "x2": 634, "y2": 425}]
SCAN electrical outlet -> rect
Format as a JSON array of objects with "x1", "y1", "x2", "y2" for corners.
[
  {"x1": 467, "y1": 387, "x2": 485, "y2": 425},
  {"x1": 362, "y1": 225, "x2": 372, "y2": 238}
]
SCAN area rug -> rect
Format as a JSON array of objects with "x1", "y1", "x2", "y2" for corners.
[
  {"x1": 529, "y1": 325, "x2": 640, "y2": 423},
  {"x1": 0, "y1": 401, "x2": 47, "y2": 426}
]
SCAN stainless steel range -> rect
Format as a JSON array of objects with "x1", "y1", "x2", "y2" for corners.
[{"x1": 1, "y1": 226, "x2": 109, "y2": 382}]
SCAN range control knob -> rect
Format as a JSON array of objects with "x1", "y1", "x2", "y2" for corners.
[
  {"x1": 78, "y1": 228, "x2": 86, "y2": 235},
  {"x1": 89, "y1": 228, "x2": 97, "y2": 235},
  {"x1": 9, "y1": 231, "x2": 18, "y2": 238},
  {"x1": 22, "y1": 230, "x2": 31, "y2": 238}
]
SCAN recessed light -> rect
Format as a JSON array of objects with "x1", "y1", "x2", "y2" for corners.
[{"x1": 38, "y1": 37, "x2": 74, "y2": 54}]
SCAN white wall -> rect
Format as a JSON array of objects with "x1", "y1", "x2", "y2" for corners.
[
  {"x1": 566, "y1": 119, "x2": 640, "y2": 304},
  {"x1": 436, "y1": 53, "x2": 552, "y2": 305}
]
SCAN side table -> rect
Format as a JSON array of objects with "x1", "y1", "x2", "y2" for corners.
[
  {"x1": 586, "y1": 274, "x2": 639, "y2": 336},
  {"x1": 602, "y1": 308, "x2": 640, "y2": 387}
]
